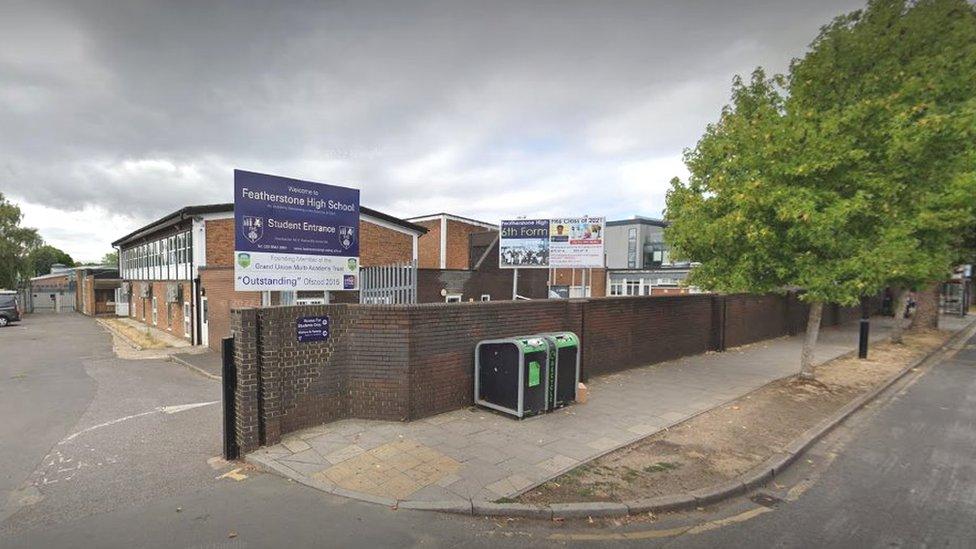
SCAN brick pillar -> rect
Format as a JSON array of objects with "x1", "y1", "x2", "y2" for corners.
[
  {"x1": 233, "y1": 308, "x2": 261, "y2": 454},
  {"x1": 259, "y1": 308, "x2": 282, "y2": 446}
]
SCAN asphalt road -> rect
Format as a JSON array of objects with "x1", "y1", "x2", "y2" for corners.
[{"x1": 2, "y1": 313, "x2": 974, "y2": 548}]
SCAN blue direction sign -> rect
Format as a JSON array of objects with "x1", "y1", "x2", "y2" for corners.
[{"x1": 296, "y1": 315, "x2": 330, "y2": 343}]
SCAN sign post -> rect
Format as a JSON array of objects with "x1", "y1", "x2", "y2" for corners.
[{"x1": 234, "y1": 170, "x2": 360, "y2": 293}]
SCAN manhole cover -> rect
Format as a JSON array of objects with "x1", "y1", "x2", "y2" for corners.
[{"x1": 750, "y1": 492, "x2": 783, "y2": 508}]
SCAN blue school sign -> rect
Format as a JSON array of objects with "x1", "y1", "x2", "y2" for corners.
[
  {"x1": 296, "y1": 315, "x2": 330, "y2": 343},
  {"x1": 234, "y1": 170, "x2": 360, "y2": 291}
]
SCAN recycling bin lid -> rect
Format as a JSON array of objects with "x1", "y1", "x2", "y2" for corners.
[{"x1": 541, "y1": 332, "x2": 579, "y2": 348}]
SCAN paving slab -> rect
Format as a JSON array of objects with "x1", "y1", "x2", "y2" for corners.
[{"x1": 252, "y1": 318, "x2": 909, "y2": 504}]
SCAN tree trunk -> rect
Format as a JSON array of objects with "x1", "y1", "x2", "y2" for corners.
[
  {"x1": 890, "y1": 287, "x2": 910, "y2": 344},
  {"x1": 799, "y1": 301, "x2": 824, "y2": 380},
  {"x1": 909, "y1": 282, "x2": 940, "y2": 332}
]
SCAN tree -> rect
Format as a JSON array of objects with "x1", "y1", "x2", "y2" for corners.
[
  {"x1": 787, "y1": 0, "x2": 976, "y2": 335},
  {"x1": 101, "y1": 251, "x2": 118, "y2": 268},
  {"x1": 28, "y1": 245, "x2": 75, "y2": 277},
  {"x1": 0, "y1": 193, "x2": 42, "y2": 289},
  {"x1": 666, "y1": 68, "x2": 914, "y2": 380},
  {"x1": 667, "y1": 0, "x2": 976, "y2": 377}
]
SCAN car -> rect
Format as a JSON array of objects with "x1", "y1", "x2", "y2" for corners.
[{"x1": 0, "y1": 292, "x2": 22, "y2": 327}]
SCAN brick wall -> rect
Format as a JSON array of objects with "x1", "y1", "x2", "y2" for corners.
[
  {"x1": 231, "y1": 291, "x2": 876, "y2": 452},
  {"x1": 359, "y1": 219, "x2": 414, "y2": 267},
  {"x1": 123, "y1": 280, "x2": 193, "y2": 339},
  {"x1": 200, "y1": 267, "x2": 261, "y2": 352},
  {"x1": 415, "y1": 220, "x2": 441, "y2": 269},
  {"x1": 205, "y1": 218, "x2": 236, "y2": 266},
  {"x1": 445, "y1": 220, "x2": 488, "y2": 269},
  {"x1": 581, "y1": 295, "x2": 715, "y2": 377}
]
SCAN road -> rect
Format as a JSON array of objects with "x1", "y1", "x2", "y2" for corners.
[{"x1": 1, "y1": 313, "x2": 974, "y2": 547}]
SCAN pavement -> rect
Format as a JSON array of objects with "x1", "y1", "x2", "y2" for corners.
[
  {"x1": 170, "y1": 350, "x2": 222, "y2": 379},
  {"x1": 2, "y1": 311, "x2": 974, "y2": 548},
  {"x1": 250, "y1": 316, "x2": 907, "y2": 505}
]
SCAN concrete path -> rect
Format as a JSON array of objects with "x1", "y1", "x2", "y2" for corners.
[
  {"x1": 251, "y1": 316, "x2": 923, "y2": 505},
  {"x1": 170, "y1": 350, "x2": 222, "y2": 379}
]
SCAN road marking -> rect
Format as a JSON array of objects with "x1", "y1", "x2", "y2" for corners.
[
  {"x1": 547, "y1": 506, "x2": 772, "y2": 541},
  {"x1": 217, "y1": 468, "x2": 248, "y2": 481},
  {"x1": 160, "y1": 401, "x2": 219, "y2": 414},
  {"x1": 59, "y1": 400, "x2": 219, "y2": 444}
]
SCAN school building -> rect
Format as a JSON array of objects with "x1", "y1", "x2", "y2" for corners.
[{"x1": 111, "y1": 203, "x2": 427, "y2": 351}]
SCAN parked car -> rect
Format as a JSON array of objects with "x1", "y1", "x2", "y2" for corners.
[{"x1": 0, "y1": 292, "x2": 22, "y2": 327}]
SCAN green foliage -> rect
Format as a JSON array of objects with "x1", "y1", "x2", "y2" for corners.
[
  {"x1": 28, "y1": 245, "x2": 75, "y2": 277},
  {"x1": 101, "y1": 251, "x2": 119, "y2": 267},
  {"x1": 666, "y1": 0, "x2": 976, "y2": 304},
  {"x1": 0, "y1": 193, "x2": 42, "y2": 289}
]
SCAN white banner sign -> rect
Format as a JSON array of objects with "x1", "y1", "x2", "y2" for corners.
[{"x1": 499, "y1": 216, "x2": 605, "y2": 269}]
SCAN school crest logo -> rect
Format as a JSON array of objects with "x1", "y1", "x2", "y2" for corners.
[
  {"x1": 242, "y1": 216, "x2": 264, "y2": 243},
  {"x1": 237, "y1": 252, "x2": 251, "y2": 268},
  {"x1": 339, "y1": 226, "x2": 355, "y2": 250}
]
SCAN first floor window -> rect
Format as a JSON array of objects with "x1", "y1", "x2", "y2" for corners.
[
  {"x1": 151, "y1": 297, "x2": 158, "y2": 325},
  {"x1": 446, "y1": 294, "x2": 462, "y2": 303},
  {"x1": 610, "y1": 282, "x2": 623, "y2": 296}
]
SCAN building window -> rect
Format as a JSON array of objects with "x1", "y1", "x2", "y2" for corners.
[
  {"x1": 627, "y1": 228, "x2": 638, "y2": 269},
  {"x1": 151, "y1": 296, "x2": 158, "y2": 325},
  {"x1": 445, "y1": 294, "x2": 462, "y2": 303},
  {"x1": 610, "y1": 282, "x2": 623, "y2": 296},
  {"x1": 626, "y1": 280, "x2": 641, "y2": 296},
  {"x1": 480, "y1": 294, "x2": 491, "y2": 302}
]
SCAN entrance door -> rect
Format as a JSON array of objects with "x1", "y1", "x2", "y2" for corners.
[{"x1": 200, "y1": 296, "x2": 209, "y2": 347}]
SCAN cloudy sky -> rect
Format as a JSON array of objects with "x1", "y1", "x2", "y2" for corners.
[{"x1": 1, "y1": 0, "x2": 862, "y2": 261}]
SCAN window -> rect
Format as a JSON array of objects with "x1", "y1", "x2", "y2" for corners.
[
  {"x1": 183, "y1": 302, "x2": 191, "y2": 338},
  {"x1": 480, "y1": 294, "x2": 491, "y2": 302},
  {"x1": 625, "y1": 280, "x2": 641, "y2": 296},
  {"x1": 610, "y1": 282, "x2": 623, "y2": 296},
  {"x1": 627, "y1": 228, "x2": 638, "y2": 268},
  {"x1": 151, "y1": 296, "x2": 158, "y2": 325},
  {"x1": 445, "y1": 294, "x2": 462, "y2": 303}
]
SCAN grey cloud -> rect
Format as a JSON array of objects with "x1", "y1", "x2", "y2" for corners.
[{"x1": 1, "y1": 0, "x2": 863, "y2": 255}]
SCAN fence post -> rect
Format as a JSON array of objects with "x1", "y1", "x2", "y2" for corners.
[{"x1": 221, "y1": 336, "x2": 238, "y2": 460}]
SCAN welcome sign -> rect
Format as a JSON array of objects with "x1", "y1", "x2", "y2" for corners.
[{"x1": 234, "y1": 170, "x2": 360, "y2": 291}]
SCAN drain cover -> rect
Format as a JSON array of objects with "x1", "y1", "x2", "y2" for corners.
[{"x1": 750, "y1": 492, "x2": 783, "y2": 508}]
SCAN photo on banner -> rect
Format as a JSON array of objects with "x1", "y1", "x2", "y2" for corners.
[
  {"x1": 234, "y1": 170, "x2": 360, "y2": 291},
  {"x1": 499, "y1": 216, "x2": 605, "y2": 269}
]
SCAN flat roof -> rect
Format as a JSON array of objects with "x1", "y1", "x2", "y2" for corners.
[
  {"x1": 606, "y1": 215, "x2": 669, "y2": 228},
  {"x1": 113, "y1": 203, "x2": 428, "y2": 248},
  {"x1": 405, "y1": 212, "x2": 498, "y2": 230}
]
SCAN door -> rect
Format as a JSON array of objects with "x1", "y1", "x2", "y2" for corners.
[{"x1": 200, "y1": 296, "x2": 209, "y2": 347}]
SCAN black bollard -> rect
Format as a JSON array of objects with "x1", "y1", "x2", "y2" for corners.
[{"x1": 858, "y1": 297, "x2": 870, "y2": 359}]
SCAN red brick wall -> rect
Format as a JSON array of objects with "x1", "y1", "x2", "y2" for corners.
[
  {"x1": 581, "y1": 295, "x2": 717, "y2": 377},
  {"x1": 205, "y1": 218, "x2": 236, "y2": 266},
  {"x1": 200, "y1": 267, "x2": 261, "y2": 352},
  {"x1": 445, "y1": 220, "x2": 489, "y2": 269},
  {"x1": 359, "y1": 219, "x2": 414, "y2": 267},
  {"x1": 231, "y1": 291, "x2": 877, "y2": 450},
  {"x1": 415, "y1": 220, "x2": 441, "y2": 269},
  {"x1": 123, "y1": 281, "x2": 192, "y2": 339}
]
